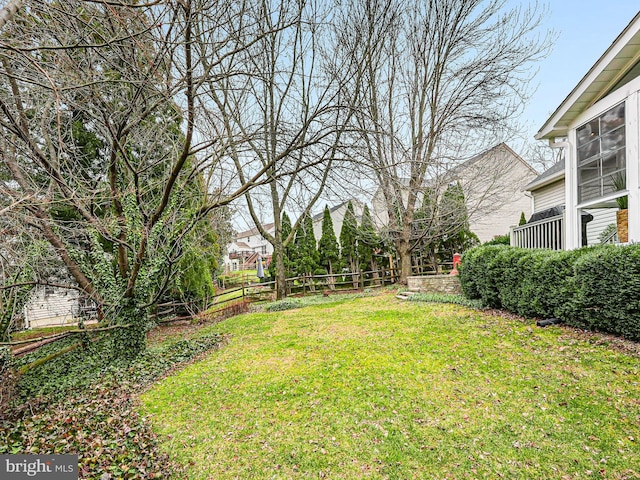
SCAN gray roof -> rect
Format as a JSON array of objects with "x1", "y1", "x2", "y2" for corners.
[
  {"x1": 312, "y1": 201, "x2": 350, "y2": 222},
  {"x1": 524, "y1": 159, "x2": 565, "y2": 191}
]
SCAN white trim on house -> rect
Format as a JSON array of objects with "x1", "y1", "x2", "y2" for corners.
[
  {"x1": 536, "y1": 12, "x2": 640, "y2": 140},
  {"x1": 534, "y1": 13, "x2": 640, "y2": 249}
]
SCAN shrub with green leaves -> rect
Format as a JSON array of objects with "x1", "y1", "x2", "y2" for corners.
[
  {"x1": 483, "y1": 234, "x2": 510, "y2": 246},
  {"x1": 265, "y1": 300, "x2": 302, "y2": 312},
  {"x1": 13, "y1": 332, "x2": 223, "y2": 402},
  {"x1": 460, "y1": 244, "x2": 640, "y2": 340},
  {"x1": 406, "y1": 292, "x2": 483, "y2": 309},
  {"x1": 572, "y1": 245, "x2": 640, "y2": 339}
]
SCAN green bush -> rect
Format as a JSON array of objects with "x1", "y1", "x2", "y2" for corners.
[
  {"x1": 460, "y1": 244, "x2": 640, "y2": 340},
  {"x1": 460, "y1": 245, "x2": 514, "y2": 308},
  {"x1": 572, "y1": 246, "x2": 640, "y2": 340},
  {"x1": 406, "y1": 293, "x2": 483, "y2": 309},
  {"x1": 483, "y1": 234, "x2": 510, "y2": 246},
  {"x1": 460, "y1": 245, "x2": 501, "y2": 304},
  {"x1": 265, "y1": 300, "x2": 302, "y2": 312}
]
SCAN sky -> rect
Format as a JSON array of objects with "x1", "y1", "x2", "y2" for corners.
[
  {"x1": 235, "y1": 1, "x2": 640, "y2": 230},
  {"x1": 514, "y1": 1, "x2": 640, "y2": 144}
]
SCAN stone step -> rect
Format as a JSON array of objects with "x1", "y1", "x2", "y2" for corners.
[{"x1": 396, "y1": 291, "x2": 419, "y2": 300}]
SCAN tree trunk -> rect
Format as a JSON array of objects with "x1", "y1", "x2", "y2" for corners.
[
  {"x1": 274, "y1": 243, "x2": 288, "y2": 300},
  {"x1": 350, "y1": 259, "x2": 359, "y2": 289},
  {"x1": 397, "y1": 236, "x2": 412, "y2": 284},
  {"x1": 110, "y1": 299, "x2": 146, "y2": 358},
  {"x1": 370, "y1": 259, "x2": 380, "y2": 286},
  {"x1": 327, "y1": 261, "x2": 335, "y2": 290}
]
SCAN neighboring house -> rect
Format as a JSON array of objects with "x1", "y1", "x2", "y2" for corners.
[
  {"x1": 514, "y1": 159, "x2": 618, "y2": 248},
  {"x1": 515, "y1": 12, "x2": 640, "y2": 249},
  {"x1": 311, "y1": 200, "x2": 364, "y2": 244},
  {"x1": 224, "y1": 223, "x2": 275, "y2": 272},
  {"x1": 22, "y1": 286, "x2": 96, "y2": 329},
  {"x1": 371, "y1": 143, "x2": 537, "y2": 243},
  {"x1": 455, "y1": 143, "x2": 537, "y2": 243}
]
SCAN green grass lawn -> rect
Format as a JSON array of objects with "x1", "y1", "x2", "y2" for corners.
[{"x1": 140, "y1": 294, "x2": 640, "y2": 479}]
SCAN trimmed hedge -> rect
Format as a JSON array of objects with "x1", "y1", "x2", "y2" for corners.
[{"x1": 459, "y1": 244, "x2": 640, "y2": 340}]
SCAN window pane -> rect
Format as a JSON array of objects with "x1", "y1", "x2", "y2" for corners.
[
  {"x1": 601, "y1": 126, "x2": 625, "y2": 152},
  {"x1": 579, "y1": 159, "x2": 599, "y2": 184},
  {"x1": 600, "y1": 103, "x2": 625, "y2": 133},
  {"x1": 577, "y1": 118, "x2": 600, "y2": 146},
  {"x1": 577, "y1": 124, "x2": 591, "y2": 145},
  {"x1": 602, "y1": 174, "x2": 617, "y2": 197},
  {"x1": 578, "y1": 140, "x2": 599, "y2": 163},
  {"x1": 602, "y1": 151, "x2": 625, "y2": 177},
  {"x1": 579, "y1": 181, "x2": 601, "y2": 202},
  {"x1": 576, "y1": 102, "x2": 626, "y2": 204}
]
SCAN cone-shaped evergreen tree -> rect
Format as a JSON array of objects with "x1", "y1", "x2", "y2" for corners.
[
  {"x1": 340, "y1": 201, "x2": 358, "y2": 274},
  {"x1": 437, "y1": 182, "x2": 478, "y2": 262},
  {"x1": 294, "y1": 212, "x2": 318, "y2": 276},
  {"x1": 318, "y1": 205, "x2": 340, "y2": 276},
  {"x1": 357, "y1": 205, "x2": 378, "y2": 272},
  {"x1": 519, "y1": 211, "x2": 527, "y2": 226}
]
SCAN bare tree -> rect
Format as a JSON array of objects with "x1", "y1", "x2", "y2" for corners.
[
  {"x1": 204, "y1": 0, "x2": 360, "y2": 299},
  {"x1": 524, "y1": 139, "x2": 564, "y2": 173},
  {"x1": 334, "y1": 0, "x2": 551, "y2": 282},
  {"x1": 0, "y1": 0, "x2": 282, "y2": 352},
  {"x1": 0, "y1": 0, "x2": 23, "y2": 31}
]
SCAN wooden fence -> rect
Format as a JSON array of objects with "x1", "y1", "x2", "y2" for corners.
[
  {"x1": 3, "y1": 267, "x2": 405, "y2": 361},
  {"x1": 211, "y1": 267, "x2": 399, "y2": 305}
]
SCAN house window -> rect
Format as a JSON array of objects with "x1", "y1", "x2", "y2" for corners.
[{"x1": 577, "y1": 103, "x2": 625, "y2": 203}]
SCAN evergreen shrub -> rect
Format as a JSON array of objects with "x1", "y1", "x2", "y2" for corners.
[{"x1": 460, "y1": 244, "x2": 640, "y2": 340}]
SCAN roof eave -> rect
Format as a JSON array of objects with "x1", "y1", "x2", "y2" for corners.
[
  {"x1": 536, "y1": 11, "x2": 640, "y2": 141},
  {"x1": 525, "y1": 170, "x2": 565, "y2": 192}
]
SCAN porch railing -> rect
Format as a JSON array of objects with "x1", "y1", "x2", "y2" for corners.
[{"x1": 510, "y1": 214, "x2": 565, "y2": 250}]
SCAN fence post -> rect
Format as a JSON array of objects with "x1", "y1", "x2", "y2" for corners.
[{"x1": 389, "y1": 255, "x2": 395, "y2": 283}]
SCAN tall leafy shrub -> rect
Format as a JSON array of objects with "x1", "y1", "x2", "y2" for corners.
[
  {"x1": 572, "y1": 245, "x2": 640, "y2": 339},
  {"x1": 340, "y1": 201, "x2": 359, "y2": 273},
  {"x1": 318, "y1": 205, "x2": 340, "y2": 276},
  {"x1": 460, "y1": 244, "x2": 640, "y2": 340}
]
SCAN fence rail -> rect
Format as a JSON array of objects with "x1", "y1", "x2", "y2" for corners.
[
  {"x1": 6, "y1": 269, "x2": 400, "y2": 359},
  {"x1": 212, "y1": 268, "x2": 398, "y2": 306}
]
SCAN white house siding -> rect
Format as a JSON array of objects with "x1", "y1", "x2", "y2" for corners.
[
  {"x1": 223, "y1": 224, "x2": 275, "y2": 272},
  {"x1": 531, "y1": 180, "x2": 565, "y2": 213},
  {"x1": 312, "y1": 200, "x2": 364, "y2": 246},
  {"x1": 459, "y1": 145, "x2": 537, "y2": 243},
  {"x1": 585, "y1": 208, "x2": 618, "y2": 245},
  {"x1": 370, "y1": 144, "x2": 537, "y2": 242},
  {"x1": 23, "y1": 287, "x2": 80, "y2": 329}
]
